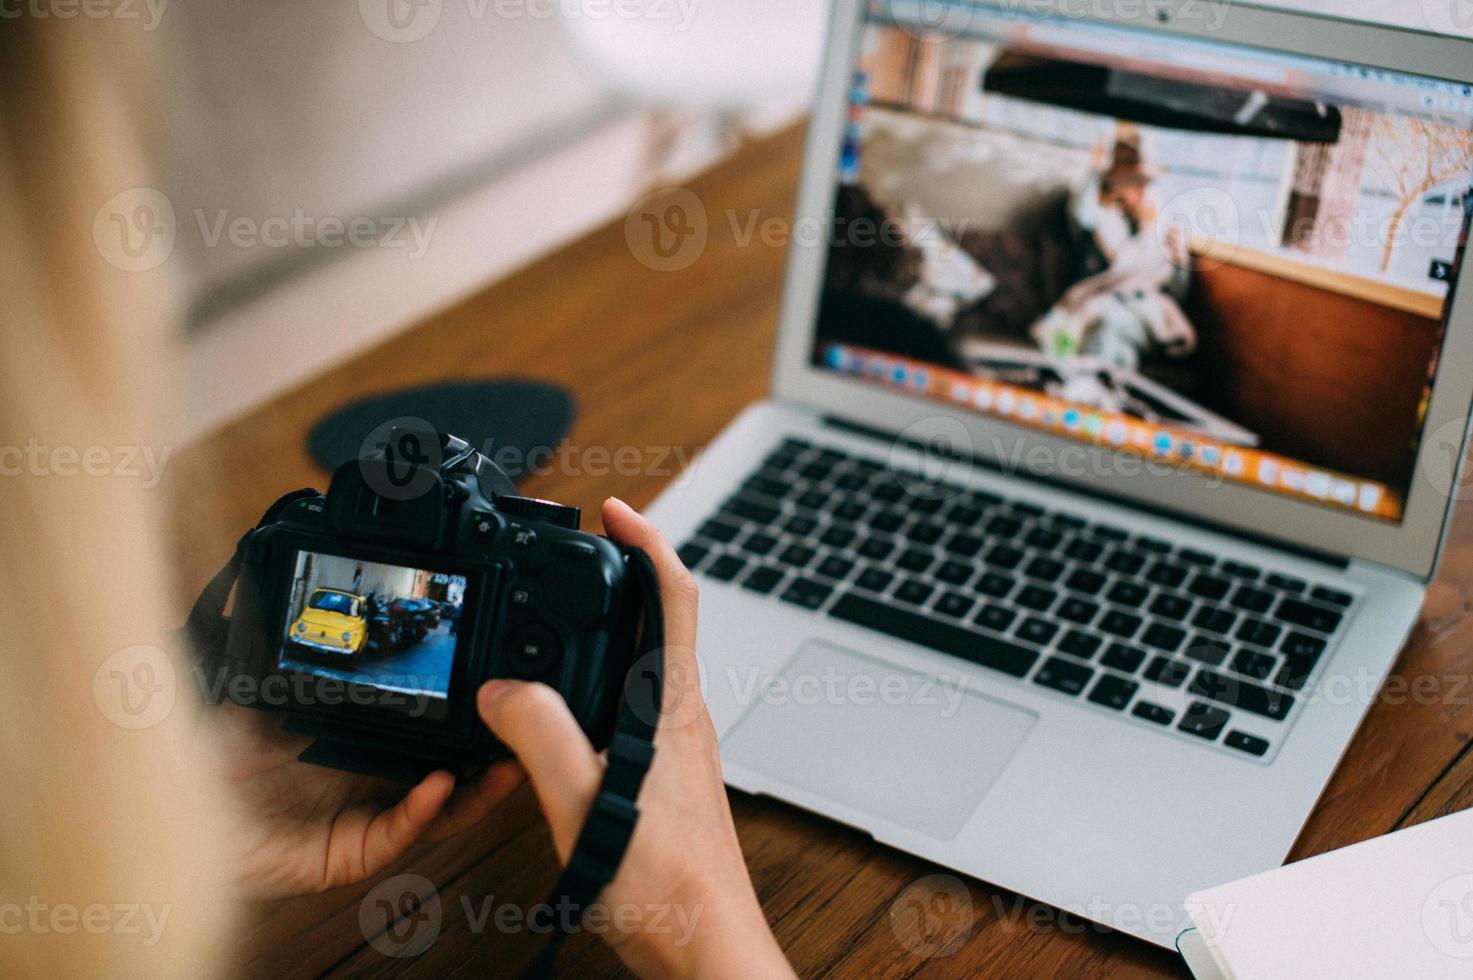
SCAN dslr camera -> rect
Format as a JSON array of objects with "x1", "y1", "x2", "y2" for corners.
[{"x1": 220, "y1": 424, "x2": 645, "y2": 773}]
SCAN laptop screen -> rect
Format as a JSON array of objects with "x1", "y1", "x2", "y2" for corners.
[{"x1": 811, "y1": 0, "x2": 1473, "y2": 525}]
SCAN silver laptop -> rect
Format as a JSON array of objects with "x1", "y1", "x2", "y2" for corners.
[{"x1": 646, "y1": 0, "x2": 1473, "y2": 947}]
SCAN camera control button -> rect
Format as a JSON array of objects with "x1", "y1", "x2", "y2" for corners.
[
  {"x1": 512, "y1": 527, "x2": 538, "y2": 549},
  {"x1": 510, "y1": 586, "x2": 533, "y2": 607},
  {"x1": 508, "y1": 626, "x2": 561, "y2": 676},
  {"x1": 551, "y1": 541, "x2": 597, "y2": 560}
]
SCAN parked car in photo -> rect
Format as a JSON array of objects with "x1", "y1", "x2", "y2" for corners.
[
  {"x1": 288, "y1": 588, "x2": 368, "y2": 658},
  {"x1": 389, "y1": 597, "x2": 433, "y2": 644}
]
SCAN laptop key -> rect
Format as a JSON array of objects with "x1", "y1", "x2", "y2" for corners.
[
  {"x1": 1224, "y1": 731, "x2": 1270, "y2": 757},
  {"x1": 829, "y1": 593, "x2": 1038, "y2": 677},
  {"x1": 1149, "y1": 593, "x2": 1193, "y2": 621},
  {"x1": 1221, "y1": 561, "x2": 1262, "y2": 580},
  {"x1": 898, "y1": 549, "x2": 934, "y2": 573},
  {"x1": 946, "y1": 503, "x2": 984, "y2": 527},
  {"x1": 1100, "y1": 643, "x2": 1146, "y2": 673},
  {"x1": 742, "y1": 566, "x2": 785, "y2": 595},
  {"x1": 1059, "y1": 630, "x2": 1104, "y2": 660},
  {"x1": 872, "y1": 511, "x2": 905, "y2": 533},
  {"x1": 855, "y1": 568, "x2": 894, "y2": 593},
  {"x1": 1143, "y1": 656, "x2": 1190, "y2": 687},
  {"x1": 909, "y1": 523, "x2": 944, "y2": 545},
  {"x1": 783, "y1": 513, "x2": 819, "y2": 536},
  {"x1": 699, "y1": 520, "x2": 741, "y2": 543},
  {"x1": 1231, "y1": 649, "x2": 1277, "y2": 681},
  {"x1": 1310, "y1": 585, "x2": 1354, "y2": 607},
  {"x1": 1093, "y1": 524, "x2": 1129, "y2": 541},
  {"x1": 742, "y1": 533, "x2": 780, "y2": 556},
  {"x1": 1088, "y1": 675, "x2": 1140, "y2": 711},
  {"x1": 1188, "y1": 574, "x2": 1232, "y2": 600},
  {"x1": 707, "y1": 554, "x2": 747, "y2": 582},
  {"x1": 1057, "y1": 597, "x2": 1099, "y2": 625},
  {"x1": 1017, "y1": 618, "x2": 1059, "y2": 646},
  {"x1": 1190, "y1": 669, "x2": 1295, "y2": 721},
  {"x1": 945, "y1": 533, "x2": 985, "y2": 558},
  {"x1": 985, "y1": 545, "x2": 1024, "y2": 570},
  {"x1": 1016, "y1": 585, "x2": 1056, "y2": 611},
  {"x1": 1105, "y1": 550, "x2": 1147, "y2": 575},
  {"x1": 936, "y1": 592, "x2": 975, "y2": 619},
  {"x1": 820, "y1": 526, "x2": 856, "y2": 549},
  {"x1": 1266, "y1": 573, "x2": 1307, "y2": 593},
  {"x1": 678, "y1": 542, "x2": 710, "y2": 569},
  {"x1": 1281, "y1": 631, "x2": 1328, "y2": 659},
  {"x1": 1066, "y1": 569, "x2": 1108, "y2": 595},
  {"x1": 986, "y1": 515, "x2": 1023, "y2": 538},
  {"x1": 1178, "y1": 701, "x2": 1231, "y2": 740},
  {"x1": 1107, "y1": 581, "x2": 1149, "y2": 607},
  {"x1": 723, "y1": 497, "x2": 780, "y2": 525},
  {"x1": 895, "y1": 580, "x2": 934, "y2": 605},
  {"x1": 1026, "y1": 527, "x2": 1063, "y2": 551},
  {"x1": 1099, "y1": 610, "x2": 1143, "y2": 639},
  {"x1": 1191, "y1": 605, "x2": 1237, "y2": 634},
  {"x1": 780, "y1": 577, "x2": 833, "y2": 610},
  {"x1": 1065, "y1": 539, "x2": 1104, "y2": 563},
  {"x1": 1025, "y1": 557, "x2": 1066, "y2": 582},
  {"x1": 858, "y1": 538, "x2": 895, "y2": 561},
  {"x1": 779, "y1": 545, "x2": 817, "y2": 568},
  {"x1": 1231, "y1": 586, "x2": 1274, "y2": 613},
  {"x1": 1177, "y1": 548, "x2": 1214, "y2": 566},
  {"x1": 833, "y1": 500, "x2": 867, "y2": 521},
  {"x1": 816, "y1": 556, "x2": 856, "y2": 581},
  {"x1": 1132, "y1": 701, "x2": 1174, "y2": 725},
  {"x1": 1146, "y1": 562, "x2": 1189, "y2": 588},
  {"x1": 1182, "y1": 636, "x2": 1231, "y2": 666},
  {"x1": 1034, "y1": 657, "x2": 1094, "y2": 696},
  {"x1": 1236, "y1": 618, "x2": 1282, "y2": 647},
  {"x1": 1141, "y1": 623, "x2": 1187, "y2": 652},
  {"x1": 936, "y1": 561, "x2": 973, "y2": 585},
  {"x1": 976, "y1": 604, "x2": 1017, "y2": 633},
  {"x1": 976, "y1": 572, "x2": 1015, "y2": 598},
  {"x1": 1274, "y1": 598, "x2": 1343, "y2": 634}
]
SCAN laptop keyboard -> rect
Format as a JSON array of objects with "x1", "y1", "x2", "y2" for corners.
[{"x1": 677, "y1": 438, "x2": 1359, "y2": 762}]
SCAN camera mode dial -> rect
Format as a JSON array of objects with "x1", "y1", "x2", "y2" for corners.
[{"x1": 495, "y1": 495, "x2": 581, "y2": 529}]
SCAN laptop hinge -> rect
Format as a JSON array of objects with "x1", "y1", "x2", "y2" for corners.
[{"x1": 820, "y1": 415, "x2": 1351, "y2": 570}]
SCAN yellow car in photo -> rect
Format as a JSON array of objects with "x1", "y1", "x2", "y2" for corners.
[{"x1": 287, "y1": 588, "x2": 368, "y2": 657}]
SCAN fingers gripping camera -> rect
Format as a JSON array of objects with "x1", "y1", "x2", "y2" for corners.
[{"x1": 219, "y1": 426, "x2": 645, "y2": 773}]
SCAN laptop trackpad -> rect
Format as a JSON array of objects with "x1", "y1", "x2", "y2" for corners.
[{"x1": 720, "y1": 640, "x2": 1037, "y2": 840}]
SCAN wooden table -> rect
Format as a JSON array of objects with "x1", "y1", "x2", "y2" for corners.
[{"x1": 173, "y1": 124, "x2": 1473, "y2": 978}]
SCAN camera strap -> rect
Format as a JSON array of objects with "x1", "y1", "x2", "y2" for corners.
[
  {"x1": 526, "y1": 545, "x2": 664, "y2": 977},
  {"x1": 184, "y1": 488, "x2": 322, "y2": 689}
]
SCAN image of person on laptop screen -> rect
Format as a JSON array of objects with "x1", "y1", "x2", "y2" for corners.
[{"x1": 814, "y1": 11, "x2": 1473, "y2": 525}]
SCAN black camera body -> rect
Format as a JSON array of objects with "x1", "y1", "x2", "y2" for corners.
[{"x1": 221, "y1": 426, "x2": 641, "y2": 772}]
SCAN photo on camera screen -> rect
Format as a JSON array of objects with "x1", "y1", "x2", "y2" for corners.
[
  {"x1": 815, "y1": 3, "x2": 1473, "y2": 523},
  {"x1": 278, "y1": 550, "x2": 468, "y2": 701}
]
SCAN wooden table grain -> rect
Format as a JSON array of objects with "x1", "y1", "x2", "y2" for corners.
[{"x1": 171, "y1": 124, "x2": 1473, "y2": 979}]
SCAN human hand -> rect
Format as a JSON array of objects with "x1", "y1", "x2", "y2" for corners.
[
  {"x1": 476, "y1": 498, "x2": 793, "y2": 980},
  {"x1": 209, "y1": 701, "x2": 526, "y2": 898}
]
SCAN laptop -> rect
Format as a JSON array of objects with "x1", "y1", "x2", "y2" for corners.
[{"x1": 645, "y1": 0, "x2": 1473, "y2": 947}]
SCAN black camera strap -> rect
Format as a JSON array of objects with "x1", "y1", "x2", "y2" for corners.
[{"x1": 525, "y1": 546, "x2": 664, "y2": 977}]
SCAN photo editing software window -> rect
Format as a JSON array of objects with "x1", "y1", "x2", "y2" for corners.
[
  {"x1": 278, "y1": 550, "x2": 468, "y2": 701},
  {"x1": 814, "y1": 0, "x2": 1473, "y2": 522}
]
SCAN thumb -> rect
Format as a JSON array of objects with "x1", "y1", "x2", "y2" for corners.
[{"x1": 477, "y1": 679, "x2": 604, "y2": 860}]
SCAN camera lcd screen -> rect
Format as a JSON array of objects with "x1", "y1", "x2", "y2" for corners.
[{"x1": 278, "y1": 549, "x2": 469, "y2": 703}]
